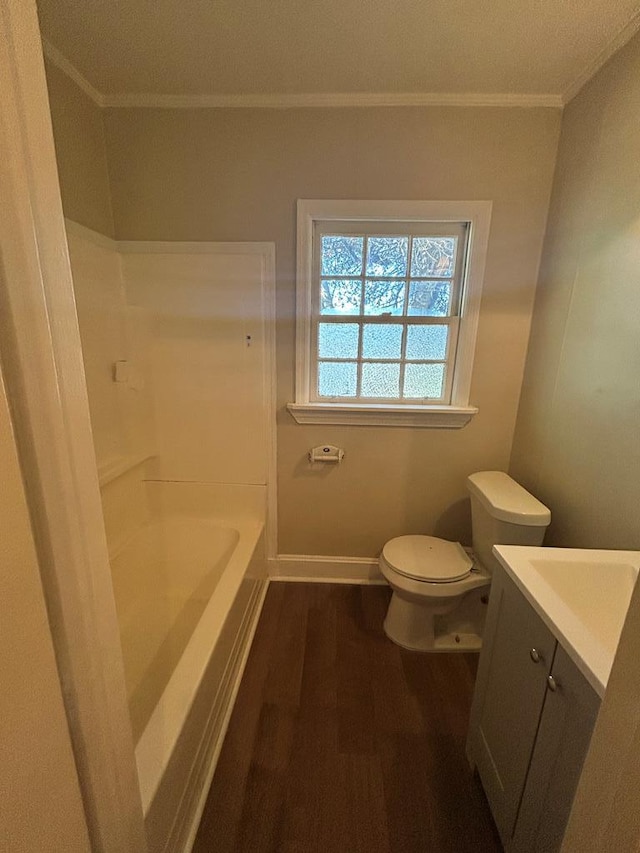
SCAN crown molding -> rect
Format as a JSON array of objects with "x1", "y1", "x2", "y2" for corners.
[
  {"x1": 42, "y1": 17, "x2": 640, "y2": 113},
  {"x1": 101, "y1": 90, "x2": 563, "y2": 109},
  {"x1": 40, "y1": 40, "x2": 562, "y2": 110},
  {"x1": 562, "y1": 8, "x2": 640, "y2": 104},
  {"x1": 41, "y1": 39, "x2": 106, "y2": 106}
]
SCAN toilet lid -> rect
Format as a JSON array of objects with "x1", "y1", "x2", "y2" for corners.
[{"x1": 382, "y1": 535, "x2": 473, "y2": 582}]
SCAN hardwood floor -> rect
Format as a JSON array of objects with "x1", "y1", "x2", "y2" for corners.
[{"x1": 193, "y1": 583, "x2": 502, "y2": 853}]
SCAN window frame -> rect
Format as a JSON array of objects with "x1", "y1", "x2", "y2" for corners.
[{"x1": 288, "y1": 199, "x2": 492, "y2": 428}]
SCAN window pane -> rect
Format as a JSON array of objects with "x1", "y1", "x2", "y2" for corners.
[
  {"x1": 320, "y1": 280, "x2": 362, "y2": 315},
  {"x1": 362, "y1": 323, "x2": 402, "y2": 359},
  {"x1": 404, "y1": 363, "x2": 445, "y2": 398},
  {"x1": 318, "y1": 323, "x2": 359, "y2": 359},
  {"x1": 321, "y1": 236, "x2": 364, "y2": 276},
  {"x1": 366, "y1": 236, "x2": 408, "y2": 276},
  {"x1": 410, "y1": 237, "x2": 457, "y2": 277},
  {"x1": 318, "y1": 362, "x2": 357, "y2": 397},
  {"x1": 405, "y1": 325, "x2": 448, "y2": 360},
  {"x1": 361, "y1": 362, "x2": 400, "y2": 398},
  {"x1": 364, "y1": 280, "x2": 405, "y2": 316},
  {"x1": 408, "y1": 281, "x2": 451, "y2": 317}
]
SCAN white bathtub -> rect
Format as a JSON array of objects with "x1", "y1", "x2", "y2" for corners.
[{"x1": 108, "y1": 480, "x2": 267, "y2": 853}]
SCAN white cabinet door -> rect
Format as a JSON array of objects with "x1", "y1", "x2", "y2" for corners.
[
  {"x1": 468, "y1": 568, "x2": 556, "y2": 844},
  {"x1": 512, "y1": 645, "x2": 600, "y2": 852}
]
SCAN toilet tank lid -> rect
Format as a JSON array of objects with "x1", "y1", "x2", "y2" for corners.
[{"x1": 467, "y1": 471, "x2": 551, "y2": 527}]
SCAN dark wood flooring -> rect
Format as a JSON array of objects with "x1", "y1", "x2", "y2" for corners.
[{"x1": 193, "y1": 583, "x2": 502, "y2": 853}]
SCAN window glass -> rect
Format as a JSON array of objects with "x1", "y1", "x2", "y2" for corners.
[
  {"x1": 321, "y1": 236, "x2": 363, "y2": 276},
  {"x1": 362, "y1": 324, "x2": 403, "y2": 360},
  {"x1": 316, "y1": 231, "x2": 459, "y2": 401},
  {"x1": 361, "y1": 363, "x2": 401, "y2": 398},
  {"x1": 318, "y1": 362, "x2": 358, "y2": 397},
  {"x1": 318, "y1": 323, "x2": 359, "y2": 359},
  {"x1": 363, "y1": 281, "x2": 405, "y2": 315},
  {"x1": 407, "y1": 281, "x2": 451, "y2": 317},
  {"x1": 404, "y1": 363, "x2": 445, "y2": 399},
  {"x1": 366, "y1": 236, "x2": 408, "y2": 277},
  {"x1": 405, "y1": 325, "x2": 448, "y2": 361},
  {"x1": 320, "y1": 280, "x2": 361, "y2": 315},
  {"x1": 410, "y1": 237, "x2": 457, "y2": 277}
]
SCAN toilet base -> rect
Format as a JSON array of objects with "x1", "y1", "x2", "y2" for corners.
[{"x1": 383, "y1": 588, "x2": 487, "y2": 652}]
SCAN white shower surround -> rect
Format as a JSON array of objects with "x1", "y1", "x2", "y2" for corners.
[
  {"x1": 65, "y1": 222, "x2": 277, "y2": 852},
  {"x1": 65, "y1": 220, "x2": 278, "y2": 558}
]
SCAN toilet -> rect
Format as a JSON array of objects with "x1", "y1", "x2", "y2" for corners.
[{"x1": 379, "y1": 471, "x2": 551, "y2": 651}]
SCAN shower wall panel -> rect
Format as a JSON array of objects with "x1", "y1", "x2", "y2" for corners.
[
  {"x1": 121, "y1": 249, "x2": 269, "y2": 486},
  {"x1": 67, "y1": 225, "x2": 155, "y2": 470}
]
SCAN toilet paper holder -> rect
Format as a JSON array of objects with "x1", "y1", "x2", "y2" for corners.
[{"x1": 309, "y1": 445, "x2": 345, "y2": 464}]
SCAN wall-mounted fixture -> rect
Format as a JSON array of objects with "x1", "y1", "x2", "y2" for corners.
[{"x1": 308, "y1": 445, "x2": 344, "y2": 464}]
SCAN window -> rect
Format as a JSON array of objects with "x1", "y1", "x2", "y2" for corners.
[{"x1": 288, "y1": 200, "x2": 492, "y2": 427}]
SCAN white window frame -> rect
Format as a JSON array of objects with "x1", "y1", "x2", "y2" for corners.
[{"x1": 288, "y1": 199, "x2": 492, "y2": 428}]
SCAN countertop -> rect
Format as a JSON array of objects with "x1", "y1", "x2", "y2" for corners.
[{"x1": 493, "y1": 545, "x2": 640, "y2": 697}]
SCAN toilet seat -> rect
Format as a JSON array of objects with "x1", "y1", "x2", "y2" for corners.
[{"x1": 381, "y1": 535, "x2": 473, "y2": 583}]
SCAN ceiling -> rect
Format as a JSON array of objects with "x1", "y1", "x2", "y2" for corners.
[{"x1": 37, "y1": 0, "x2": 640, "y2": 105}]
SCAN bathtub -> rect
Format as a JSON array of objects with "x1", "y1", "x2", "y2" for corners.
[{"x1": 107, "y1": 479, "x2": 268, "y2": 853}]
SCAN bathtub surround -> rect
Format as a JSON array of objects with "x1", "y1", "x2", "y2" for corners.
[
  {"x1": 66, "y1": 221, "x2": 276, "y2": 850},
  {"x1": 120, "y1": 243, "x2": 274, "y2": 489},
  {"x1": 66, "y1": 221, "x2": 276, "y2": 542},
  {"x1": 66, "y1": 222, "x2": 154, "y2": 468}
]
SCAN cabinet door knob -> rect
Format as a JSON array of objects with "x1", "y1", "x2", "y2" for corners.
[
  {"x1": 530, "y1": 648, "x2": 541, "y2": 663},
  {"x1": 547, "y1": 675, "x2": 558, "y2": 692}
]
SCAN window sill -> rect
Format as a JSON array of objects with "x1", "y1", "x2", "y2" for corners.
[{"x1": 286, "y1": 402, "x2": 478, "y2": 428}]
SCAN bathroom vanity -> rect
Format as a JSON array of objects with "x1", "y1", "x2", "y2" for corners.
[{"x1": 466, "y1": 545, "x2": 640, "y2": 852}]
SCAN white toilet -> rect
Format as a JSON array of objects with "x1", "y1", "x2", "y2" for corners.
[{"x1": 379, "y1": 471, "x2": 551, "y2": 651}]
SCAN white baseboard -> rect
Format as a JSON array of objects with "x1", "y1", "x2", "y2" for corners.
[
  {"x1": 269, "y1": 554, "x2": 386, "y2": 584},
  {"x1": 172, "y1": 578, "x2": 269, "y2": 853}
]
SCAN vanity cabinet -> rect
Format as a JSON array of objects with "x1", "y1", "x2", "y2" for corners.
[{"x1": 466, "y1": 566, "x2": 600, "y2": 852}]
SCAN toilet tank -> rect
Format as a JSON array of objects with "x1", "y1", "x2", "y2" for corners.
[{"x1": 466, "y1": 471, "x2": 551, "y2": 575}]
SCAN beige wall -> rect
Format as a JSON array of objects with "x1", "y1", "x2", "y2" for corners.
[
  {"x1": 101, "y1": 105, "x2": 560, "y2": 555},
  {"x1": 44, "y1": 61, "x2": 562, "y2": 555},
  {"x1": 506, "y1": 31, "x2": 640, "y2": 851},
  {"x1": 510, "y1": 30, "x2": 640, "y2": 551},
  {"x1": 45, "y1": 59, "x2": 114, "y2": 237},
  {"x1": 0, "y1": 366, "x2": 90, "y2": 852}
]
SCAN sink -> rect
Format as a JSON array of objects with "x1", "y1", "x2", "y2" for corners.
[
  {"x1": 493, "y1": 546, "x2": 640, "y2": 697},
  {"x1": 528, "y1": 558, "x2": 637, "y2": 654}
]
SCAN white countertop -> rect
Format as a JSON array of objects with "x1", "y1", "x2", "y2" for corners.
[{"x1": 493, "y1": 545, "x2": 640, "y2": 698}]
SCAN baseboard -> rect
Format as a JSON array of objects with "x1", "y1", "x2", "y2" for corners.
[
  {"x1": 169, "y1": 578, "x2": 269, "y2": 853},
  {"x1": 269, "y1": 554, "x2": 386, "y2": 584}
]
